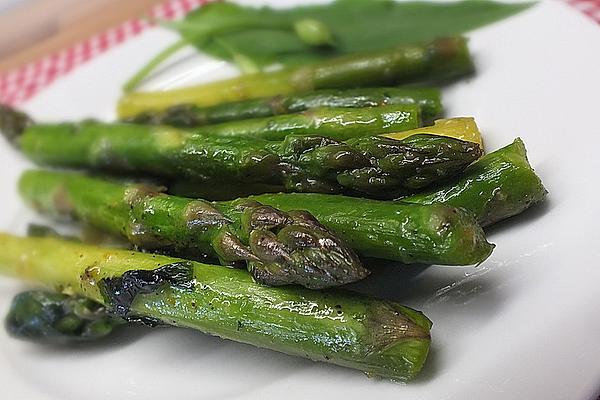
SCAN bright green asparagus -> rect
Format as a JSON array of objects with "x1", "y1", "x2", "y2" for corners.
[
  {"x1": 117, "y1": 37, "x2": 472, "y2": 118},
  {"x1": 126, "y1": 87, "x2": 442, "y2": 127},
  {"x1": 405, "y1": 138, "x2": 548, "y2": 226},
  {"x1": 19, "y1": 170, "x2": 367, "y2": 289},
  {"x1": 252, "y1": 193, "x2": 494, "y2": 265},
  {"x1": 252, "y1": 139, "x2": 547, "y2": 252},
  {"x1": 0, "y1": 233, "x2": 432, "y2": 381},
  {"x1": 19, "y1": 169, "x2": 493, "y2": 266},
  {"x1": 12, "y1": 120, "x2": 482, "y2": 198},
  {"x1": 133, "y1": 104, "x2": 421, "y2": 141}
]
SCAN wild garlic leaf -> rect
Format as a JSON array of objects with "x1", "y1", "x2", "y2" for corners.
[{"x1": 177, "y1": 0, "x2": 533, "y2": 68}]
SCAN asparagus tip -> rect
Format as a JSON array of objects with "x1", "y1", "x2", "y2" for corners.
[{"x1": 242, "y1": 206, "x2": 369, "y2": 289}]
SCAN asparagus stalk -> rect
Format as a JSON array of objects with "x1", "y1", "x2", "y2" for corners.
[
  {"x1": 117, "y1": 37, "x2": 473, "y2": 118},
  {"x1": 19, "y1": 169, "x2": 493, "y2": 266},
  {"x1": 19, "y1": 170, "x2": 367, "y2": 289},
  {"x1": 126, "y1": 87, "x2": 442, "y2": 127},
  {"x1": 13, "y1": 120, "x2": 482, "y2": 198},
  {"x1": 1, "y1": 107, "x2": 482, "y2": 198},
  {"x1": 146, "y1": 104, "x2": 421, "y2": 141},
  {"x1": 6, "y1": 290, "x2": 122, "y2": 343},
  {"x1": 252, "y1": 139, "x2": 547, "y2": 254},
  {"x1": 0, "y1": 233, "x2": 432, "y2": 381},
  {"x1": 2, "y1": 102, "x2": 421, "y2": 145},
  {"x1": 252, "y1": 193, "x2": 494, "y2": 265},
  {"x1": 405, "y1": 138, "x2": 547, "y2": 226},
  {"x1": 167, "y1": 117, "x2": 485, "y2": 201}
]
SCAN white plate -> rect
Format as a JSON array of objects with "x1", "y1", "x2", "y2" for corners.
[{"x1": 1, "y1": 1, "x2": 600, "y2": 399}]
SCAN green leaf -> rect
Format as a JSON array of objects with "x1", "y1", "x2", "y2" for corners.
[
  {"x1": 180, "y1": 0, "x2": 534, "y2": 68},
  {"x1": 125, "y1": 0, "x2": 533, "y2": 91}
]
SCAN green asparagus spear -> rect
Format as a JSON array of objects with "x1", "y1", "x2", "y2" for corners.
[
  {"x1": 405, "y1": 138, "x2": 548, "y2": 226},
  {"x1": 166, "y1": 118, "x2": 484, "y2": 201},
  {"x1": 0, "y1": 233, "x2": 432, "y2": 381},
  {"x1": 13, "y1": 120, "x2": 482, "y2": 198},
  {"x1": 252, "y1": 139, "x2": 547, "y2": 253},
  {"x1": 252, "y1": 193, "x2": 494, "y2": 265},
  {"x1": 18, "y1": 169, "x2": 493, "y2": 266},
  {"x1": 117, "y1": 37, "x2": 472, "y2": 118},
  {"x1": 19, "y1": 170, "x2": 367, "y2": 289},
  {"x1": 126, "y1": 87, "x2": 442, "y2": 127},
  {"x1": 133, "y1": 104, "x2": 421, "y2": 141},
  {"x1": 5, "y1": 290, "x2": 122, "y2": 344}
]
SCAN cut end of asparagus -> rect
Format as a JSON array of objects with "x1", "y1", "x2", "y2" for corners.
[
  {"x1": 502, "y1": 138, "x2": 547, "y2": 195},
  {"x1": 238, "y1": 205, "x2": 369, "y2": 289},
  {"x1": 478, "y1": 137, "x2": 548, "y2": 226},
  {"x1": 362, "y1": 302, "x2": 432, "y2": 381},
  {"x1": 403, "y1": 137, "x2": 548, "y2": 228},
  {"x1": 405, "y1": 201, "x2": 495, "y2": 265},
  {"x1": 0, "y1": 105, "x2": 32, "y2": 144},
  {"x1": 428, "y1": 36, "x2": 475, "y2": 82}
]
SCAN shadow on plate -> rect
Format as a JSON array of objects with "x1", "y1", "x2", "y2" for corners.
[{"x1": 18, "y1": 323, "x2": 154, "y2": 354}]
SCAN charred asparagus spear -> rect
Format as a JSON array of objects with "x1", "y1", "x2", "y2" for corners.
[
  {"x1": 10, "y1": 119, "x2": 482, "y2": 198},
  {"x1": 18, "y1": 170, "x2": 367, "y2": 289},
  {"x1": 0, "y1": 233, "x2": 432, "y2": 381},
  {"x1": 5, "y1": 290, "x2": 123, "y2": 344},
  {"x1": 126, "y1": 87, "x2": 442, "y2": 127},
  {"x1": 19, "y1": 169, "x2": 493, "y2": 266},
  {"x1": 117, "y1": 37, "x2": 472, "y2": 118}
]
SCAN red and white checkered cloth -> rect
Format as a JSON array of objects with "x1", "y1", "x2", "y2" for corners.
[
  {"x1": 0, "y1": 0, "x2": 598, "y2": 106},
  {"x1": 568, "y1": 0, "x2": 600, "y2": 23},
  {"x1": 0, "y1": 0, "x2": 208, "y2": 105}
]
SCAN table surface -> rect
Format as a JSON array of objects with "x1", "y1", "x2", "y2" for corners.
[{"x1": 0, "y1": 0, "x2": 164, "y2": 71}]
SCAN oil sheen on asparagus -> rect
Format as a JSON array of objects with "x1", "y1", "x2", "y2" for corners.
[
  {"x1": 19, "y1": 169, "x2": 494, "y2": 266},
  {"x1": 253, "y1": 138, "x2": 548, "y2": 248},
  {"x1": 405, "y1": 138, "x2": 547, "y2": 226},
  {"x1": 12, "y1": 120, "x2": 483, "y2": 199},
  {"x1": 167, "y1": 117, "x2": 486, "y2": 200},
  {"x1": 183, "y1": 104, "x2": 421, "y2": 141},
  {"x1": 117, "y1": 37, "x2": 473, "y2": 117},
  {"x1": 126, "y1": 87, "x2": 442, "y2": 127},
  {"x1": 18, "y1": 170, "x2": 367, "y2": 289},
  {"x1": 0, "y1": 233, "x2": 432, "y2": 381}
]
